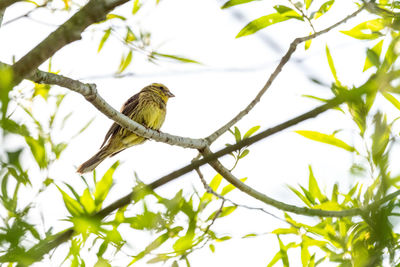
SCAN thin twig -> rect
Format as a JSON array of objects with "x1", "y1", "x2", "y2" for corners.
[
  {"x1": 288, "y1": 0, "x2": 316, "y2": 33},
  {"x1": 205, "y1": 6, "x2": 364, "y2": 144}
]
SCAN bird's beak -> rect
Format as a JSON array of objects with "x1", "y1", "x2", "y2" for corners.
[{"x1": 167, "y1": 92, "x2": 175, "y2": 98}]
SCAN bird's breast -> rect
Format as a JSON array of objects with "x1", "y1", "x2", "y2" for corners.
[{"x1": 142, "y1": 103, "x2": 166, "y2": 129}]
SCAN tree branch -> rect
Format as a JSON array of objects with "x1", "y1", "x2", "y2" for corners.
[
  {"x1": 0, "y1": 0, "x2": 22, "y2": 9},
  {"x1": 1, "y1": 61, "x2": 207, "y2": 149},
  {"x1": 11, "y1": 0, "x2": 131, "y2": 84},
  {"x1": 205, "y1": 6, "x2": 364, "y2": 144}
]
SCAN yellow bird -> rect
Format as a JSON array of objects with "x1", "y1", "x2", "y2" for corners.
[{"x1": 77, "y1": 83, "x2": 174, "y2": 173}]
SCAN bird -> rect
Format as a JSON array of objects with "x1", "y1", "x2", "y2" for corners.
[{"x1": 77, "y1": 83, "x2": 174, "y2": 173}]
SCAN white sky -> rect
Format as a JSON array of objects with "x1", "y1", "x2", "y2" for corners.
[{"x1": 1, "y1": 0, "x2": 399, "y2": 266}]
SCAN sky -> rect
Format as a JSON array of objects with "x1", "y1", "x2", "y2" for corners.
[{"x1": 1, "y1": 0, "x2": 397, "y2": 266}]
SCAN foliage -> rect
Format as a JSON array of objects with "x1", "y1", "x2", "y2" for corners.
[{"x1": 2, "y1": 0, "x2": 400, "y2": 266}]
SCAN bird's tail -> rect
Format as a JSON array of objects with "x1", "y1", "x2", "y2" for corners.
[{"x1": 77, "y1": 147, "x2": 113, "y2": 174}]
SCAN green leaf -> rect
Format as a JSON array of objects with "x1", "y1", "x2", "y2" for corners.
[
  {"x1": 33, "y1": 83, "x2": 51, "y2": 100},
  {"x1": 132, "y1": 0, "x2": 141, "y2": 14},
  {"x1": 173, "y1": 232, "x2": 194, "y2": 251},
  {"x1": 382, "y1": 91, "x2": 400, "y2": 111},
  {"x1": 243, "y1": 125, "x2": 260, "y2": 139},
  {"x1": 295, "y1": 130, "x2": 356, "y2": 152},
  {"x1": 233, "y1": 126, "x2": 241, "y2": 142},
  {"x1": 312, "y1": 0, "x2": 334, "y2": 19},
  {"x1": 106, "y1": 14, "x2": 126, "y2": 20},
  {"x1": 221, "y1": 0, "x2": 259, "y2": 9},
  {"x1": 305, "y1": 35, "x2": 312, "y2": 50},
  {"x1": 56, "y1": 185, "x2": 84, "y2": 216},
  {"x1": 221, "y1": 177, "x2": 247, "y2": 195},
  {"x1": 98, "y1": 28, "x2": 111, "y2": 53},
  {"x1": 117, "y1": 50, "x2": 133, "y2": 73},
  {"x1": 288, "y1": 185, "x2": 312, "y2": 207},
  {"x1": 0, "y1": 66, "x2": 13, "y2": 118},
  {"x1": 236, "y1": 13, "x2": 292, "y2": 38},
  {"x1": 363, "y1": 39, "x2": 383, "y2": 71},
  {"x1": 209, "y1": 243, "x2": 215, "y2": 252},
  {"x1": 152, "y1": 52, "x2": 201, "y2": 64},
  {"x1": 239, "y1": 149, "x2": 249, "y2": 159},
  {"x1": 80, "y1": 189, "x2": 96, "y2": 214},
  {"x1": 52, "y1": 142, "x2": 67, "y2": 159},
  {"x1": 325, "y1": 45, "x2": 340, "y2": 85},
  {"x1": 209, "y1": 173, "x2": 223, "y2": 192},
  {"x1": 308, "y1": 166, "x2": 325, "y2": 203},
  {"x1": 94, "y1": 161, "x2": 118, "y2": 208},
  {"x1": 242, "y1": 233, "x2": 258, "y2": 238},
  {"x1": 267, "y1": 251, "x2": 282, "y2": 267},
  {"x1": 272, "y1": 228, "x2": 298, "y2": 235},
  {"x1": 340, "y1": 19, "x2": 386, "y2": 40},
  {"x1": 25, "y1": 136, "x2": 47, "y2": 168},
  {"x1": 305, "y1": 0, "x2": 313, "y2": 9}
]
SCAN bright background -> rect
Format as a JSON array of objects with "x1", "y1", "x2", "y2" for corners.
[{"x1": 1, "y1": 0, "x2": 395, "y2": 266}]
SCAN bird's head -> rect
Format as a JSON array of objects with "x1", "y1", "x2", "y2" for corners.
[{"x1": 147, "y1": 83, "x2": 175, "y2": 103}]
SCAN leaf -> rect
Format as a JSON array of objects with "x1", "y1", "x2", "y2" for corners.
[
  {"x1": 239, "y1": 149, "x2": 249, "y2": 159},
  {"x1": 152, "y1": 52, "x2": 201, "y2": 64},
  {"x1": 221, "y1": 177, "x2": 247, "y2": 195},
  {"x1": 243, "y1": 125, "x2": 260, "y2": 139},
  {"x1": 80, "y1": 189, "x2": 96, "y2": 214},
  {"x1": 305, "y1": 0, "x2": 313, "y2": 9},
  {"x1": 340, "y1": 19, "x2": 386, "y2": 40},
  {"x1": 313, "y1": 0, "x2": 334, "y2": 19},
  {"x1": 117, "y1": 50, "x2": 133, "y2": 73},
  {"x1": 242, "y1": 233, "x2": 258, "y2": 238},
  {"x1": 106, "y1": 14, "x2": 126, "y2": 20},
  {"x1": 33, "y1": 83, "x2": 51, "y2": 100},
  {"x1": 308, "y1": 166, "x2": 326, "y2": 203},
  {"x1": 288, "y1": 185, "x2": 312, "y2": 207},
  {"x1": 233, "y1": 126, "x2": 241, "y2": 142},
  {"x1": 221, "y1": 0, "x2": 259, "y2": 9},
  {"x1": 209, "y1": 173, "x2": 223, "y2": 192},
  {"x1": 98, "y1": 28, "x2": 111, "y2": 53},
  {"x1": 25, "y1": 136, "x2": 47, "y2": 168},
  {"x1": 325, "y1": 45, "x2": 340, "y2": 85},
  {"x1": 272, "y1": 228, "x2": 298, "y2": 235},
  {"x1": 305, "y1": 34, "x2": 312, "y2": 50},
  {"x1": 209, "y1": 243, "x2": 215, "y2": 253},
  {"x1": 94, "y1": 161, "x2": 118, "y2": 208},
  {"x1": 56, "y1": 185, "x2": 84, "y2": 216},
  {"x1": 132, "y1": 0, "x2": 141, "y2": 14},
  {"x1": 382, "y1": 91, "x2": 400, "y2": 111},
  {"x1": 363, "y1": 39, "x2": 383, "y2": 71},
  {"x1": 236, "y1": 13, "x2": 292, "y2": 38},
  {"x1": 295, "y1": 130, "x2": 356, "y2": 152}
]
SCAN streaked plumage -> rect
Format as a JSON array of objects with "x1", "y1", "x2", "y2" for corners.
[{"x1": 77, "y1": 83, "x2": 174, "y2": 173}]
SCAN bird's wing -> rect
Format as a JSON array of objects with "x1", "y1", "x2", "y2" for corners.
[{"x1": 100, "y1": 92, "x2": 141, "y2": 148}]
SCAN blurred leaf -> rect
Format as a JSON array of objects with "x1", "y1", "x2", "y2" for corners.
[
  {"x1": 239, "y1": 149, "x2": 249, "y2": 159},
  {"x1": 207, "y1": 206, "x2": 237, "y2": 220},
  {"x1": 272, "y1": 228, "x2": 298, "y2": 235},
  {"x1": 152, "y1": 52, "x2": 201, "y2": 64},
  {"x1": 94, "y1": 161, "x2": 118, "y2": 208},
  {"x1": 80, "y1": 189, "x2": 96, "y2": 214},
  {"x1": 0, "y1": 66, "x2": 13, "y2": 118},
  {"x1": 382, "y1": 91, "x2": 400, "y2": 111},
  {"x1": 25, "y1": 136, "x2": 47, "y2": 169},
  {"x1": 325, "y1": 45, "x2": 340, "y2": 85},
  {"x1": 209, "y1": 173, "x2": 223, "y2": 192},
  {"x1": 341, "y1": 19, "x2": 386, "y2": 40},
  {"x1": 52, "y1": 142, "x2": 67, "y2": 159},
  {"x1": 308, "y1": 166, "x2": 326, "y2": 203},
  {"x1": 288, "y1": 185, "x2": 312, "y2": 207},
  {"x1": 0, "y1": 118, "x2": 29, "y2": 136},
  {"x1": 106, "y1": 14, "x2": 126, "y2": 20},
  {"x1": 221, "y1": 177, "x2": 247, "y2": 195},
  {"x1": 129, "y1": 232, "x2": 170, "y2": 264},
  {"x1": 305, "y1": 34, "x2": 312, "y2": 50},
  {"x1": 243, "y1": 125, "x2": 260, "y2": 139},
  {"x1": 236, "y1": 11, "x2": 302, "y2": 38},
  {"x1": 305, "y1": 0, "x2": 313, "y2": 9},
  {"x1": 33, "y1": 83, "x2": 51, "y2": 100},
  {"x1": 363, "y1": 39, "x2": 383, "y2": 71},
  {"x1": 132, "y1": 0, "x2": 141, "y2": 14},
  {"x1": 209, "y1": 243, "x2": 215, "y2": 252},
  {"x1": 295, "y1": 130, "x2": 356, "y2": 152},
  {"x1": 173, "y1": 232, "x2": 194, "y2": 251},
  {"x1": 117, "y1": 50, "x2": 133, "y2": 73},
  {"x1": 98, "y1": 28, "x2": 111, "y2": 53},
  {"x1": 56, "y1": 185, "x2": 84, "y2": 216},
  {"x1": 233, "y1": 126, "x2": 241, "y2": 142},
  {"x1": 312, "y1": 0, "x2": 334, "y2": 19},
  {"x1": 221, "y1": 0, "x2": 259, "y2": 9},
  {"x1": 72, "y1": 117, "x2": 95, "y2": 138},
  {"x1": 125, "y1": 27, "x2": 136, "y2": 43},
  {"x1": 242, "y1": 233, "x2": 259, "y2": 238}
]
